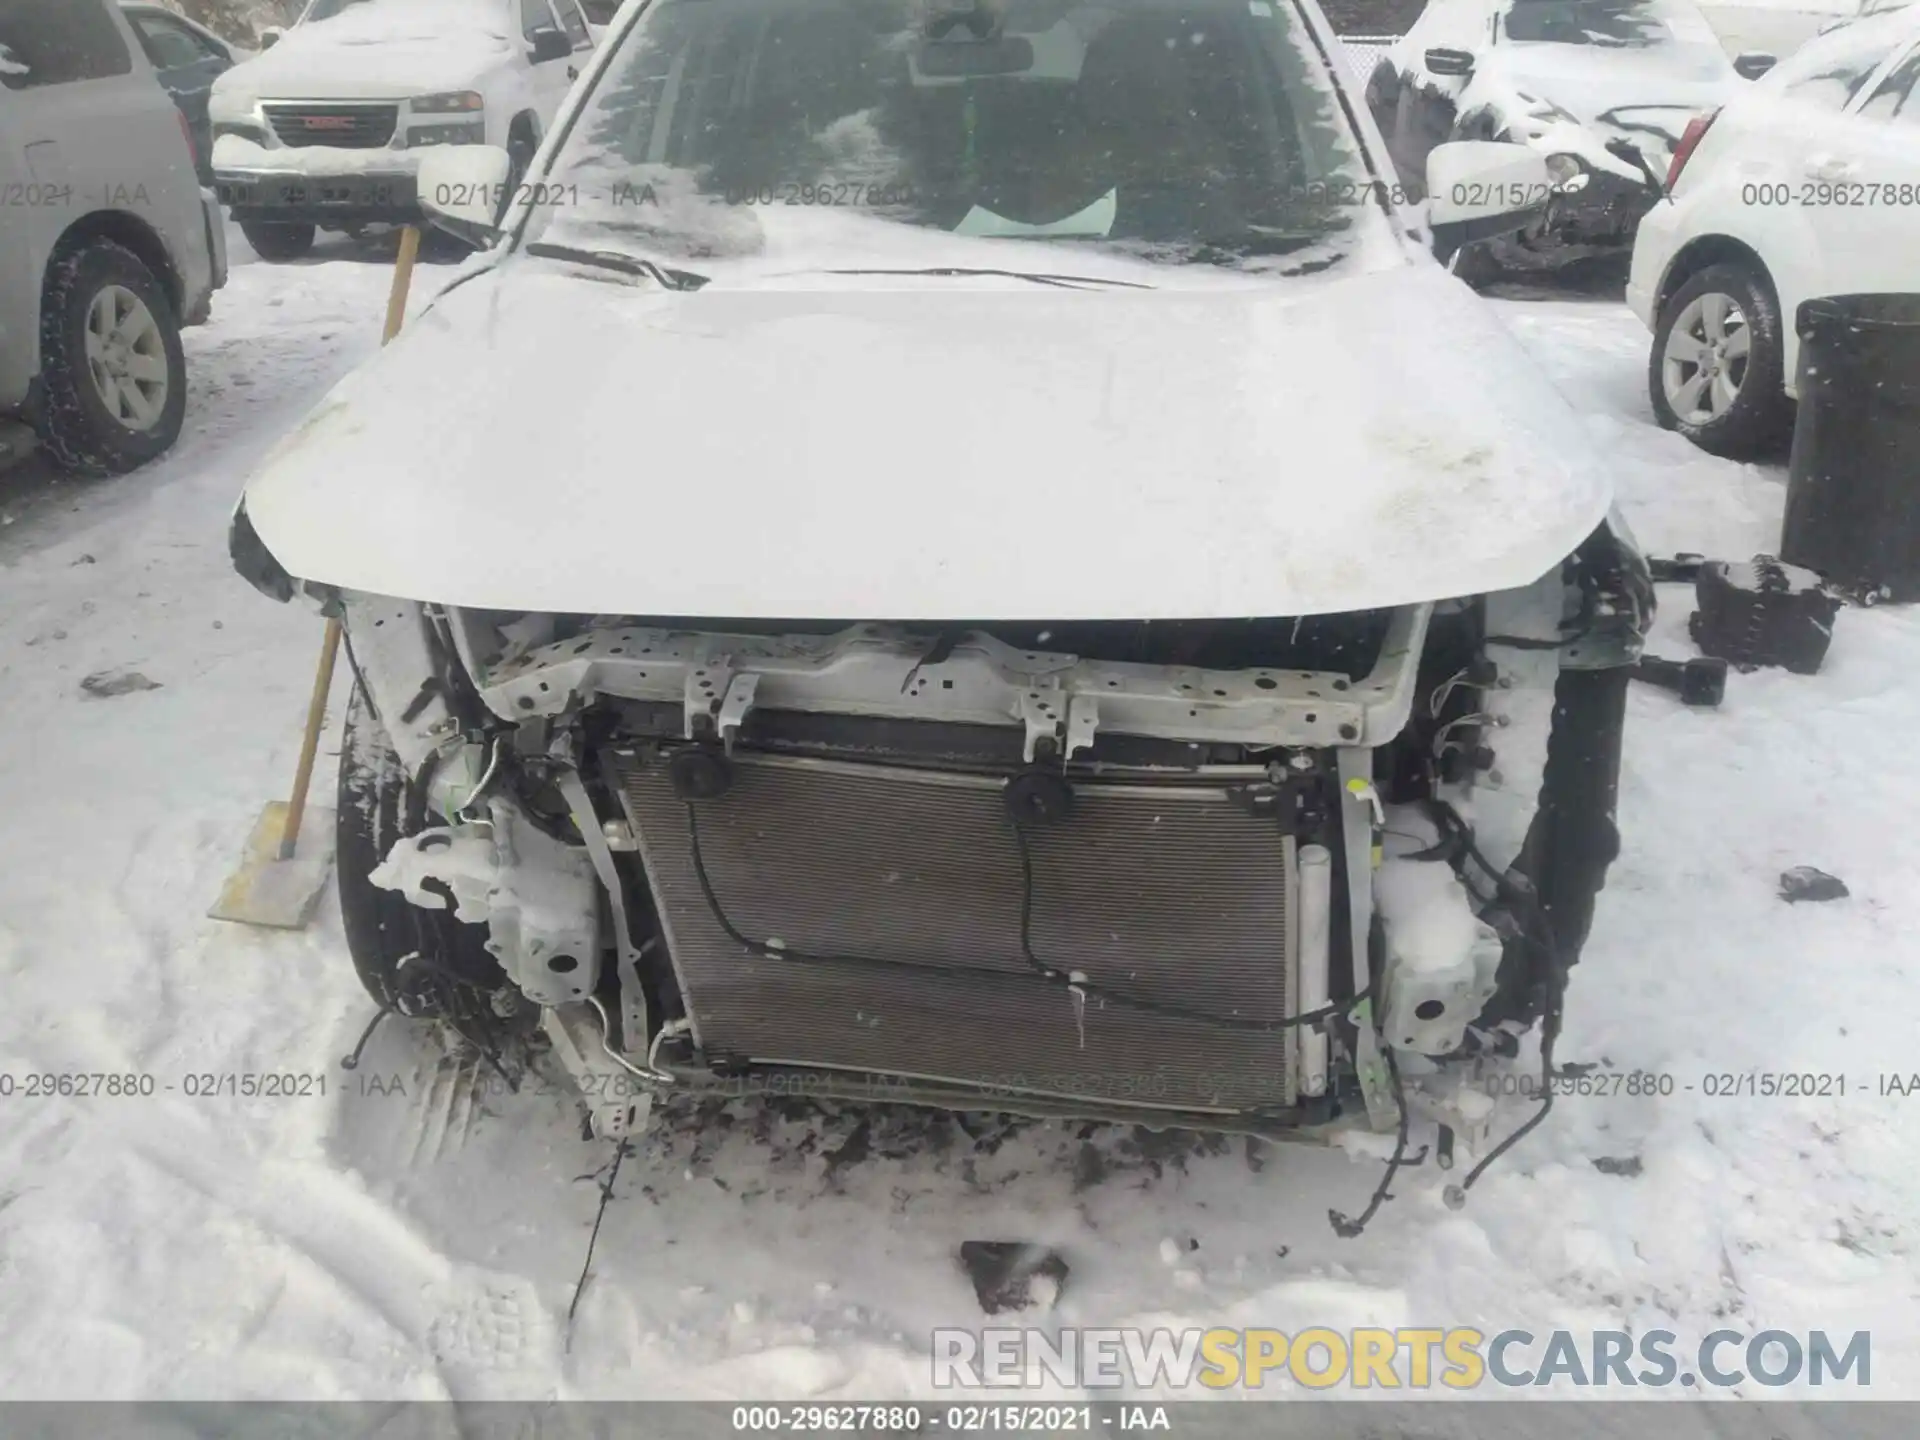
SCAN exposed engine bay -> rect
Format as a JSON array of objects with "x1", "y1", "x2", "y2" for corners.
[{"x1": 322, "y1": 518, "x2": 1650, "y2": 1223}]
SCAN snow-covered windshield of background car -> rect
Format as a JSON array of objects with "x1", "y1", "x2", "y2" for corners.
[
  {"x1": 530, "y1": 0, "x2": 1378, "y2": 271},
  {"x1": 1501, "y1": 0, "x2": 1686, "y2": 46},
  {"x1": 303, "y1": 0, "x2": 500, "y2": 23}
]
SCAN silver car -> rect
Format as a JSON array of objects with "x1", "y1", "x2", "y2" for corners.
[{"x1": 0, "y1": 0, "x2": 227, "y2": 476}]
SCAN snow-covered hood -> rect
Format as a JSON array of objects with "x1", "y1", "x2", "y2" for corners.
[
  {"x1": 1490, "y1": 41, "x2": 1735, "y2": 121},
  {"x1": 240, "y1": 258, "x2": 1613, "y2": 621},
  {"x1": 1471, "y1": 42, "x2": 1735, "y2": 174},
  {"x1": 213, "y1": 10, "x2": 512, "y2": 108}
]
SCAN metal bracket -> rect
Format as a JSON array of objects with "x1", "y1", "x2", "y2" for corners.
[
  {"x1": 1063, "y1": 693, "x2": 1101, "y2": 760},
  {"x1": 1404, "y1": 1078, "x2": 1495, "y2": 1154},
  {"x1": 475, "y1": 610, "x2": 1433, "y2": 752},
  {"x1": 368, "y1": 796, "x2": 601, "y2": 1008},
  {"x1": 683, "y1": 659, "x2": 733, "y2": 741},
  {"x1": 554, "y1": 761, "x2": 650, "y2": 1057},
  {"x1": 541, "y1": 1003, "x2": 653, "y2": 1141},
  {"x1": 1017, "y1": 687, "x2": 1066, "y2": 763},
  {"x1": 714, "y1": 672, "x2": 759, "y2": 755},
  {"x1": 1224, "y1": 772, "x2": 1332, "y2": 834}
]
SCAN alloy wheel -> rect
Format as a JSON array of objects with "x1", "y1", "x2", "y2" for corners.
[
  {"x1": 83, "y1": 284, "x2": 171, "y2": 431},
  {"x1": 1661, "y1": 291, "x2": 1752, "y2": 425}
]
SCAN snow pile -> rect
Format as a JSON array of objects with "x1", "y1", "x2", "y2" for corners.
[{"x1": 1377, "y1": 816, "x2": 1483, "y2": 976}]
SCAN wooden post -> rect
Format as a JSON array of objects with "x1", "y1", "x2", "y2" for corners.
[{"x1": 275, "y1": 224, "x2": 424, "y2": 860}]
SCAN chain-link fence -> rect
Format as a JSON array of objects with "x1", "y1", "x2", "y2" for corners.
[{"x1": 1336, "y1": 35, "x2": 1395, "y2": 84}]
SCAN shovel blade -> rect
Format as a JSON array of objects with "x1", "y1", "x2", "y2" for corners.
[{"x1": 208, "y1": 801, "x2": 337, "y2": 929}]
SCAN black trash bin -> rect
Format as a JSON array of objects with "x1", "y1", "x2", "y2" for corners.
[{"x1": 1781, "y1": 294, "x2": 1920, "y2": 600}]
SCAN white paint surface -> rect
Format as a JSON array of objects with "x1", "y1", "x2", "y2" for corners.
[{"x1": 243, "y1": 255, "x2": 1611, "y2": 620}]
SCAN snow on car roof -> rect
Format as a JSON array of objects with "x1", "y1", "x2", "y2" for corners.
[
  {"x1": 1762, "y1": 1, "x2": 1920, "y2": 81},
  {"x1": 298, "y1": 0, "x2": 512, "y2": 37}
]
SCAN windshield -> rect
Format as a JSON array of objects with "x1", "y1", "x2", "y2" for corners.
[
  {"x1": 528, "y1": 0, "x2": 1382, "y2": 273},
  {"x1": 1501, "y1": 0, "x2": 1687, "y2": 46}
]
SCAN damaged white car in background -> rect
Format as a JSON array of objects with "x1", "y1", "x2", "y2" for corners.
[
  {"x1": 229, "y1": 0, "x2": 1652, "y2": 1232},
  {"x1": 1367, "y1": 0, "x2": 1778, "y2": 278}
]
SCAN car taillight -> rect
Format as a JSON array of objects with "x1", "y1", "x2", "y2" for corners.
[
  {"x1": 1665, "y1": 110, "x2": 1719, "y2": 191},
  {"x1": 177, "y1": 108, "x2": 197, "y2": 169}
]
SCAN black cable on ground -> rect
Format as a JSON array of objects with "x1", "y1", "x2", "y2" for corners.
[
  {"x1": 340, "y1": 1003, "x2": 391, "y2": 1071},
  {"x1": 1329, "y1": 1043, "x2": 1419, "y2": 1238},
  {"x1": 568, "y1": 1137, "x2": 631, "y2": 1334}
]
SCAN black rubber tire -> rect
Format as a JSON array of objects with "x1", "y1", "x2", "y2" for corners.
[
  {"x1": 1648, "y1": 261, "x2": 1795, "y2": 460},
  {"x1": 1447, "y1": 240, "x2": 1503, "y2": 291},
  {"x1": 337, "y1": 682, "x2": 501, "y2": 1014},
  {"x1": 419, "y1": 226, "x2": 478, "y2": 262},
  {"x1": 1363, "y1": 60, "x2": 1400, "y2": 136},
  {"x1": 35, "y1": 240, "x2": 189, "y2": 478},
  {"x1": 240, "y1": 219, "x2": 317, "y2": 262}
]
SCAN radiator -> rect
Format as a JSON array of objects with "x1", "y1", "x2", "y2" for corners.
[{"x1": 611, "y1": 749, "x2": 1301, "y2": 1114}]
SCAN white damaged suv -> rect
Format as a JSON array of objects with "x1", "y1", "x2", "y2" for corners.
[
  {"x1": 232, "y1": 0, "x2": 1649, "y2": 1228},
  {"x1": 208, "y1": 0, "x2": 596, "y2": 259}
]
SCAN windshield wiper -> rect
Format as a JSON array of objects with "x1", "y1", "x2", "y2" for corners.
[
  {"x1": 1171, "y1": 230, "x2": 1347, "y2": 273},
  {"x1": 815, "y1": 265, "x2": 1153, "y2": 291},
  {"x1": 524, "y1": 241, "x2": 709, "y2": 291}
]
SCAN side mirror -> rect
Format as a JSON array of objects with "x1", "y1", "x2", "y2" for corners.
[
  {"x1": 1425, "y1": 47, "x2": 1475, "y2": 77},
  {"x1": 528, "y1": 25, "x2": 572, "y2": 64},
  {"x1": 1733, "y1": 51, "x2": 1777, "y2": 79},
  {"x1": 1425, "y1": 140, "x2": 1553, "y2": 258},
  {"x1": 417, "y1": 143, "x2": 514, "y2": 246},
  {"x1": 259, "y1": 25, "x2": 283, "y2": 49}
]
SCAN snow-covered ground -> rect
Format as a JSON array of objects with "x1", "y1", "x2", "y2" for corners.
[{"x1": 0, "y1": 232, "x2": 1915, "y2": 1403}]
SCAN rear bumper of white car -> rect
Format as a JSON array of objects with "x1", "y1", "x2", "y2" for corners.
[
  {"x1": 178, "y1": 189, "x2": 229, "y2": 328},
  {"x1": 203, "y1": 189, "x2": 229, "y2": 294},
  {"x1": 1625, "y1": 200, "x2": 1683, "y2": 331},
  {"x1": 1490, "y1": 171, "x2": 1663, "y2": 270}
]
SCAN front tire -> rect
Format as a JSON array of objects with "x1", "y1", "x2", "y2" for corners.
[
  {"x1": 240, "y1": 219, "x2": 317, "y2": 262},
  {"x1": 35, "y1": 240, "x2": 188, "y2": 477},
  {"x1": 1649, "y1": 261, "x2": 1794, "y2": 459},
  {"x1": 1447, "y1": 239, "x2": 1503, "y2": 291}
]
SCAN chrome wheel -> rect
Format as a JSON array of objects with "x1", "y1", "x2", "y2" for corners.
[
  {"x1": 1661, "y1": 291, "x2": 1751, "y2": 425},
  {"x1": 83, "y1": 284, "x2": 171, "y2": 431}
]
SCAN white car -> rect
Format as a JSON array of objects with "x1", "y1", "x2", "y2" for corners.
[
  {"x1": 1365, "y1": 0, "x2": 1773, "y2": 276},
  {"x1": 0, "y1": 0, "x2": 227, "y2": 475},
  {"x1": 1819, "y1": 0, "x2": 1914, "y2": 33},
  {"x1": 1628, "y1": 7, "x2": 1920, "y2": 456},
  {"x1": 208, "y1": 0, "x2": 597, "y2": 260},
  {"x1": 226, "y1": 0, "x2": 1651, "y2": 1209}
]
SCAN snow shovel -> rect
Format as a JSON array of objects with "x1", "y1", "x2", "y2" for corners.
[{"x1": 210, "y1": 225, "x2": 424, "y2": 929}]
